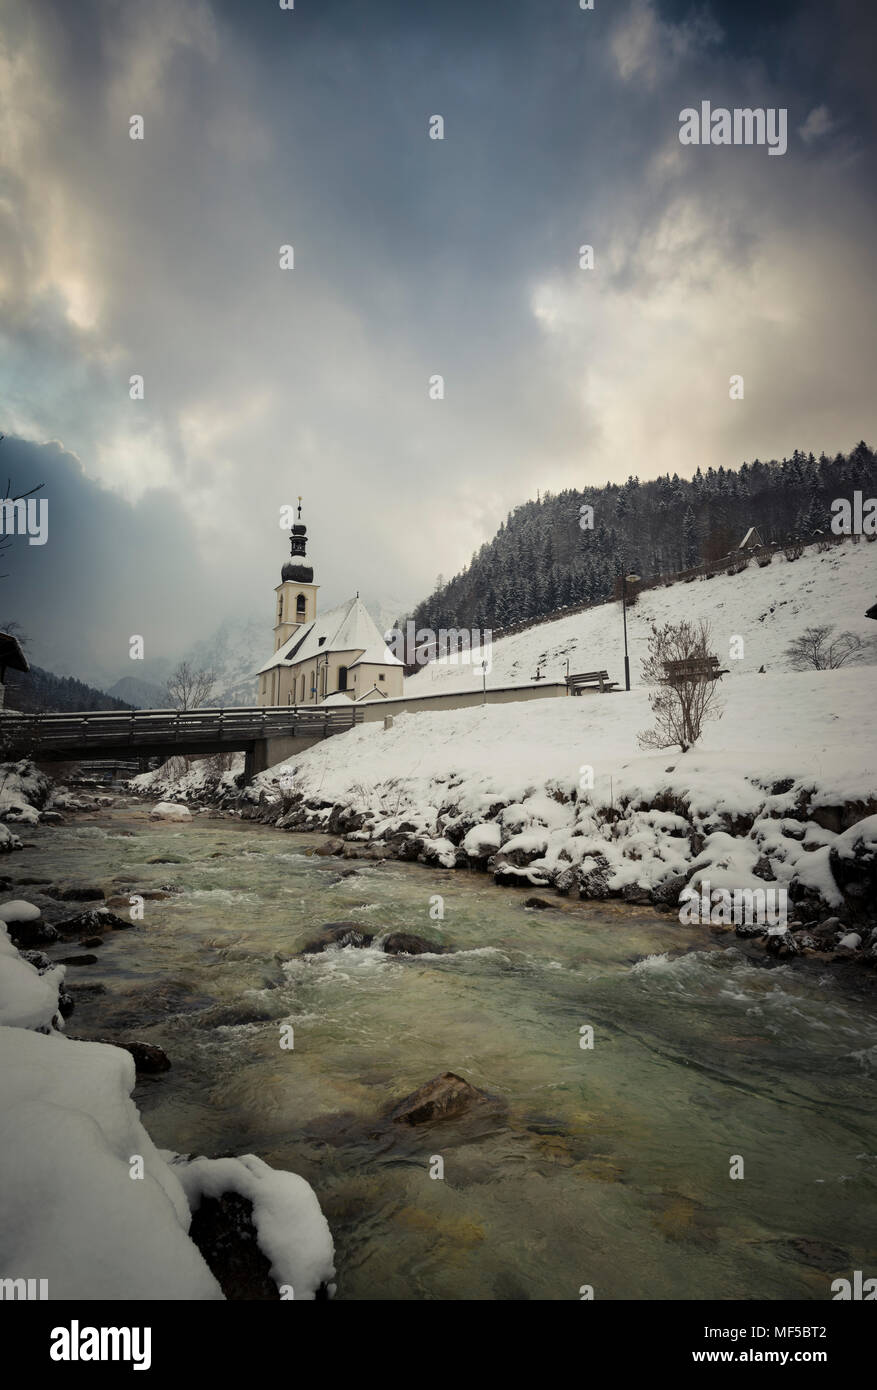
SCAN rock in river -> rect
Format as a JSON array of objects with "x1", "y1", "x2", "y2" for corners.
[
  {"x1": 382, "y1": 932, "x2": 445, "y2": 955},
  {"x1": 298, "y1": 922, "x2": 375, "y2": 954},
  {"x1": 390, "y1": 1071, "x2": 490, "y2": 1126}
]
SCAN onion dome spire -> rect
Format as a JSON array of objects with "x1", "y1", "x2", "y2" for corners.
[{"x1": 282, "y1": 495, "x2": 314, "y2": 582}]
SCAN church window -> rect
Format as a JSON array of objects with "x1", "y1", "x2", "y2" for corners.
[
  {"x1": 338, "y1": 666, "x2": 348, "y2": 691},
  {"x1": 296, "y1": 594, "x2": 306, "y2": 616}
]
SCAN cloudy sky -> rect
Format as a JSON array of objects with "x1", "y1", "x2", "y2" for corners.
[{"x1": 0, "y1": 0, "x2": 874, "y2": 683}]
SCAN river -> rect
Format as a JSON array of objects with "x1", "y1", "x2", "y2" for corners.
[{"x1": 12, "y1": 798, "x2": 877, "y2": 1300}]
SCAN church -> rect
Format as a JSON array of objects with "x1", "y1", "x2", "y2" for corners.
[{"x1": 256, "y1": 504, "x2": 404, "y2": 707}]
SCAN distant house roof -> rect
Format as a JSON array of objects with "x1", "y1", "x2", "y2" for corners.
[
  {"x1": 257, "y1": 596, "x2": 390, "y2": 675},
  {"x1": 738, "y1": 526, "x2": 765, "y2": 549},
  {"x1": 355, "y1": 685, "x2": 388, "y2": 702},
  {"x1": 320, "y1": 690, "x2": 355, "y2": 706},
  {"x1": 0, "y1": 631, "x2": 28, "y2": 677}
]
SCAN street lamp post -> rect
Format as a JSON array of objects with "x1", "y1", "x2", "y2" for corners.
[
  {"x1": 620, "y1": 568, "x2": 640, "y2": 692},
  {"x1": 622, "y1": 572, "x2": 630, "y2": 692}
]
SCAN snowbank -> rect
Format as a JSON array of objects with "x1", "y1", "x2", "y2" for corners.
[
  {"x1": 0, "y1": 897, "x2": 336, "y2": 1299},
  {"x1": 129, "y1": 753, "x2": 245, "y2": 803},
  {"x1": 0, "y1": 1025, "x2": 224, "y2": 1300},
  {"x1": 0, "y1": 923, "x2": 66, "y2": 1031},
  {"x1": 0, "y1": 760, "x2": 51, "y2": 832}
]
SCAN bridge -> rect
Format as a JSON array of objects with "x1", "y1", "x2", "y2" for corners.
[{"x1": 0, "y1": 705, "x2": 362, "y2": 782}]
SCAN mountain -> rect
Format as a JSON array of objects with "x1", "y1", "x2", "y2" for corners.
[
  {"x1": 405, "y1": 536, "x2": 877, "y2": 696},
  {"x1": 5, "y1": 664, "x2": 133, "y2": 713},
  {"x1": 402, "y1": 442, "x2": 877, "y2": 637},
  {"x1": 104, "y1": 675, "x2": 169, "y2": 709}
]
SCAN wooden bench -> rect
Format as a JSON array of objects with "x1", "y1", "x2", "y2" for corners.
[
  {"x1": 566, "y1": 669, "x2": 619, "y2": 694},
  {"x1": 662, "y1": 656, "x2": 728, "y2": 683}
]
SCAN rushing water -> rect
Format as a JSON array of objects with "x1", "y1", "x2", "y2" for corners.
[{"x1": 11, "y1": 799, "x2": 877, "y2": 1300}]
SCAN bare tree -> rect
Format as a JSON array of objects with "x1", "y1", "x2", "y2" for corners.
[
  {"x1": 166, "y1": 661, "x2": 215, "y2": 711},
  {"x1": 638, "y1": 619, "x2": 723, "y2": 752},
  {"x1": 784, "y1": 625, "x2": 864, "y2": 671}
]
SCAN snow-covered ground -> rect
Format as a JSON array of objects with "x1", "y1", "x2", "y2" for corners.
[
  {"x1": 406, "y1": 541, "x2": 877, "y2": 694},
  {"x1": 131, "y1": 753, "x2": 245, "y2": 801},
  {"x1": 259, "y1": 668, "x2": 876, "y2": 822},
  {"x1": 133, "y1": 543, "x2": 877, "y2": 935},
  {"x1": 246, "y1": 546, "x2": 877, "y2": 937}
]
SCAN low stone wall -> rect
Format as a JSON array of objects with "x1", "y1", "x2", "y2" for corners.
[{"x1": 356, "y1": 680, "x2": 569, "y2": 722}]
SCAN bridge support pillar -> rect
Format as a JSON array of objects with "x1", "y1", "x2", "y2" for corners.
[{"x1": 244, "y1": 735, "x2": 324, "y2": 784}]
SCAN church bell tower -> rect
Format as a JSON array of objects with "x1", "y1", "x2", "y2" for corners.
[{"x1": 273, "y1": 499, "x2": 319, "y2": 651}]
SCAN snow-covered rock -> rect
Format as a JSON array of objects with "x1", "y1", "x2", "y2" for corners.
[
  {"x1": 0, "y1": 900, "x2": 42, "y2": 924},
  {"x1": 0, "y1": 761, "x2": 52, "y2": 824},
  {"x1": 172, "y1": 1153, "x2": 336, "y2": 1300},
  {"x1": 149, "y1": 801, "x2": 193, "y2": 821},
  {"x1": 0, "y1": 925, "x2": 65, "y2": 1030}
]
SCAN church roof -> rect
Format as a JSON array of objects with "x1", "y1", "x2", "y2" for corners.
[
  {"x1": 256, "y1": 596, "x2": 389, "y2": 675},
  {"x1": 350, "y1": 641, "x2": 404, "y2": 668}
]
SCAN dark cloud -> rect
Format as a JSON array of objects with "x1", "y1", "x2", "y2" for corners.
[{"x1": 0, "y1": 0, "x2": 874, "y2": 679}]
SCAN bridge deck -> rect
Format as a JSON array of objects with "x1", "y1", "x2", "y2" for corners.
[{"x1": 0, "y1": 705, "x2": 361, "y2": 756}]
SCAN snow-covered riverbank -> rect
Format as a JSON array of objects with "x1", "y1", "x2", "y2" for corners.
[
  {"x1": 0, "y1": 779, "x2": 336, "y2": 1300},
  {"x1": 232, "y1": 668, "x2": 876, "y2": 963}
]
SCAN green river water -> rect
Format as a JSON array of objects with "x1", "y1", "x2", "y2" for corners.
[{"x1": 12, "y1": 800, "x2": 877, "y2": 1301}]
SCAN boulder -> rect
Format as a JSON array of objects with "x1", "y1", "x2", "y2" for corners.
[
  {"x1": 0, "y1": 899, "x2": 58, "y2": 948},
  {"x1": 114, "y1": 1039, "x2": 172, "y2": 1073},
  {"x1": 54, "y1": 907, "x2": 129, "y2": 936},
  {"x1": 810, "y1": 917, "x2": 844, "y2": 946},
  {"x1": 577, "y1": 854, "x2": 614, "y2": 899},
  {"x1": 57, "y1": 953, "x2": 99, "y2": 966},
  {"x1": 0, "y1": 898, "x2": 42, "y2": 923},
  {"x1": 19, "y1": 949, "x2": 52, "y2": 971},
  {"x1": 149, "y1": 802, "x2": 192, "y2": 821},
  {"x1": 649, "y1": 874, "x2": 690, "y2": 907},
  {"x1": 188, "y1": 1192, "x2": 287, "y2": 1300},
  {"x1": 52, "y1": 885, "x2": 106, "y2": 902},
  {"x1": 382, "y1": 932, "x2": 444, "y2": 956},
  {"x1": 734, "y1": 923, "x2": 767, "y2": 940},
  {"x1": 765, "y1": 929, "x2": 800, "y2": 958},
  {"x1": 298, "y1": 922, "x2": 375, "y2": 954},
  {"x1": 314, "y1": 839, "x2": 344, "y2": 857},
  {"x1": 390, "y1": 1071, "x2": 490, "y2": 1126},
  {"x1": 837, "y1": 932, "x2": 863, "y2": 951},
  {"x1": 523, "y1": 897, "x2": 557, "y2": 911}
]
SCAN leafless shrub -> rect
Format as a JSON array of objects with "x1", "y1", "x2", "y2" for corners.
[
  {"x1": 638, "y1": 619, "x2": 723, "y2": 752},
  {"x1": 783, "y1": 536, "x2": 805, "y2": 561},
  {"x1": 166, "y1": 662, "x2": 215, "y2": 711},
  {"x1": 784, "y1": 625, "x2": 865, "y2": 670}
]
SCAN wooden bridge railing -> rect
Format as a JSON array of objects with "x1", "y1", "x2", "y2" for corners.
[{"x1": 0, "y1": 704, "x2": 361, "y2": 749}]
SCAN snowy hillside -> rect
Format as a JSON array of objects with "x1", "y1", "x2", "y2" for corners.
[{"x1": 406, "y1": 542, "x2": 877, "y2": 695}]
